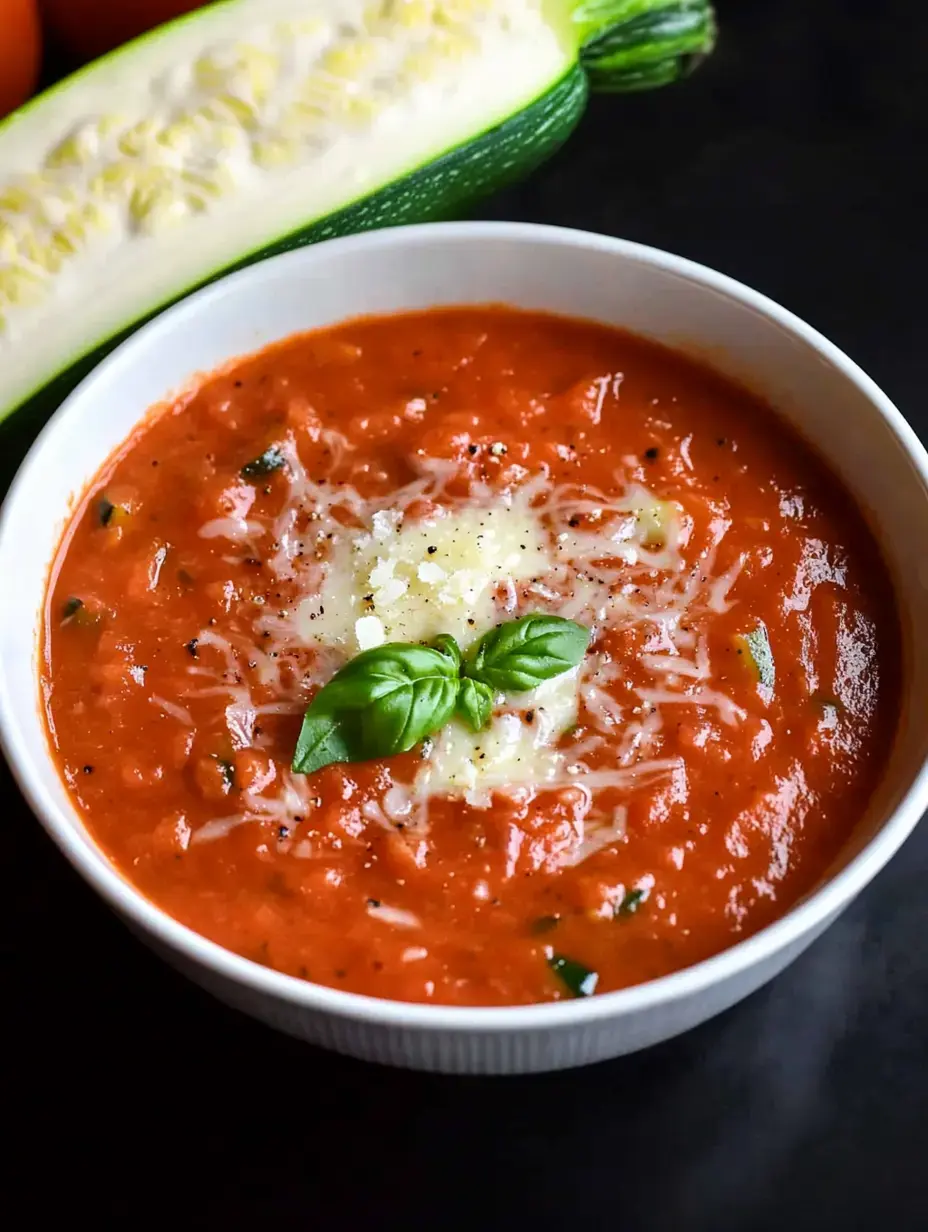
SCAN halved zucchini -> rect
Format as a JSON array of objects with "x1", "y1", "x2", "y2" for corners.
[{"x1": 0, "y1": 0, "x2": 714, "y2": 449}]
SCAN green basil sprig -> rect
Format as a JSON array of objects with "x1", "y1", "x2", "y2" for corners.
[
  {"x1": 465, "y1": 613, "x2": 591, "y2": 692},
  {"x1": 292, "y1": 643, "x2": 459, "y2": 775},
  {"x1": 292, "y1": 614, "x2": 590, "y2": 776},
  {"x1": 455, "y1": 677, "x2": 494, "y2": 733}
]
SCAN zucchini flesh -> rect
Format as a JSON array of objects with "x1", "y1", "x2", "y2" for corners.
[{"x1": 0, "y1": 0, "x2": 715, "y2": 442}]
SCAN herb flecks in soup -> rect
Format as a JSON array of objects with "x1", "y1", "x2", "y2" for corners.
[{"x1": 43, "y1": 309, "x2": 900, "y2": 1005}]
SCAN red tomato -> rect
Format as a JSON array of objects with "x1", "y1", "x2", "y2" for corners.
[
  {"x1": 39, "y1": 0, "x2": 206, "y2": 66},
  {"x1": 0, "y1": 0, "x2": 41, "y2": 119}
]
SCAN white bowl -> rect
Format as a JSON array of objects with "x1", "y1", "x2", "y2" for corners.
[{"x1": 2, "y1": 222, "x2": 927, "y2": 1074}]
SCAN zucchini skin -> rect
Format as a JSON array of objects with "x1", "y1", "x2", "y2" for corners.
[
  {"x1": 256, "y1": 71, "x2": 589, "y2": 252},
  {"x1": 579, "y1": 1, "x2": 716, "y2": 92},
  {"x1": 0, "y1": 69, "x2": 587, "y2": 486},
  {"x1": 735, "y1": 624, "x2": 776, "y2": 694}
]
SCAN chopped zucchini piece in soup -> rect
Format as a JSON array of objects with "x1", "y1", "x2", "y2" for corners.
[
  {"x1": 61, "y1": 595, "x2": 103, "y2": 626},
  {"x1": 734, "y1": 621, "x2": 775, "y2": 692},
  {"x1": 548, "y1": 952, "x2": 599, "y2": 997},
  {"x1": 61, "y1": 595, "x2": 83, "y2": 621},
  {"x1": 241, "y1": 445, "x2": 286, "y2": 478},
  {"x1": 617, "y1": 886, "x2": 647, "y2": 916},
  {"x1": 635, "y1": 496, "x2": 677, "y2": 546},
  {"x1": 98, "y1": 494, "x2": 132, "y2": 527}
]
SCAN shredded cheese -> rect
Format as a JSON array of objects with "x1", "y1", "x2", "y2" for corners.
[
  {"x1": 417, "y1": 669, "x2": 580, "y2": 807},
  {"x1": 186, "y1": 436, "x2": 747, "y2": 867},
  {"x1": 300, "y1": 498, "x2": 551, "y2": 653}
]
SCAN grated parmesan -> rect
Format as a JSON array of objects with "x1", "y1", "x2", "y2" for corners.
[
  {"x1": 189, "y1": 438, "x2": 747, "y2": 863},
  {"x1": 299, "y1": 497, "x2": 552, "y2": 654}
]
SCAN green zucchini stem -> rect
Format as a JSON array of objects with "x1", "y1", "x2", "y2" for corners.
[{"x1": 571, "y1": 0, "x2": 717, "y2": 92}]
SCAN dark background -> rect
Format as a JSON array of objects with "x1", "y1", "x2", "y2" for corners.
[{"x1": 6, "y1": 0, "x2": 927, "y2": 1226}]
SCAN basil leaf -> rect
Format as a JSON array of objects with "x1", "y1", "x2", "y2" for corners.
[
  {"x1": 292, "y1": 642, "x2": 459, "y2": 775},
  {"x1": 456, "y1": 677, "x2": 493, "y2": 732},
  {"x1": 466, "y1": 614, "x2": 591, "y2": 692},
  {"x1": 431, "y1": 633, "x2": 462, "y2": 671},
  {"x1": 292, "y1": 711, "x2": 356, "y2": 776},
  {"x1": 548, "y1": 953, "x2": 599, "y2": 998},
  {"x1": 241, "y1": 445, "x2": 285, "y2": 478}
]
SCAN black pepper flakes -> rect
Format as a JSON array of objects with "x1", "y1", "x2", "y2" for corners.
[
  {"x1": 645, "y1": 446, "x2": 659, "y2": 460},
  {"x1": 185, "y1": 637, "x2": 199, "y2": 658},
  {"x1": 82, "y1": 764, "x2": 94, "y2": 775}
]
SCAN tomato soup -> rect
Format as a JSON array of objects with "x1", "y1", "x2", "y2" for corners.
[{"x1": 42, "y1": 309, "x2": 900, "y2": 1005}]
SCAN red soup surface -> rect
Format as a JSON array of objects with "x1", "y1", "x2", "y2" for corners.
[{"x1": 43, "y1": 308, "x2": 900, "y2": 1006}]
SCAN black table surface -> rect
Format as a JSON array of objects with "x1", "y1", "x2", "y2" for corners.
[{"x1": 6, "y1": 1, "x2": 927, "y2": 1225}]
